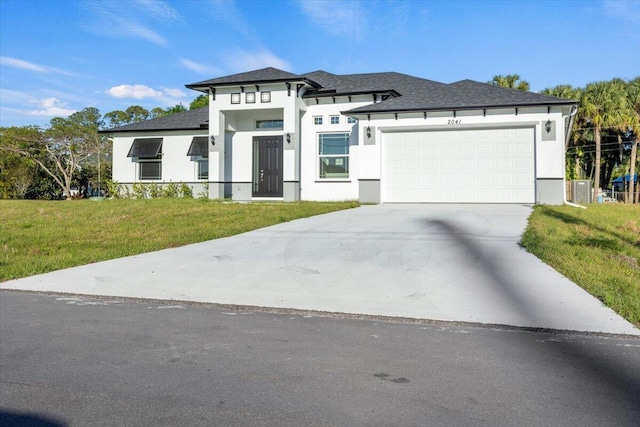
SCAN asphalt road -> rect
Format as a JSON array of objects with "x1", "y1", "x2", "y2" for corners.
[{"x1": 1, "y1": 291, "x2": 639, "y2": 427}]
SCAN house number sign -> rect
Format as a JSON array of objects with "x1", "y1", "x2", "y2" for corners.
[{"x1": 447, "y1": 119, "x2": 462, "y2": 125}]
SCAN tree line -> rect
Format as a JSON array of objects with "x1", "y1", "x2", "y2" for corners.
[
  {"x1": 0, "y1": 96, "x2": 208, "y2": 200},
  {"x1": 492, "y1": 74, "x2": 639, "y2": 203}
]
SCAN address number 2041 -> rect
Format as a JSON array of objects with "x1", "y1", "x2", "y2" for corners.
[{"x1": 448, "y1": 119, "x2": 462, "y2": 125}]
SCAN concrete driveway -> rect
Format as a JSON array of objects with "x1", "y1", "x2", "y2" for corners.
[{"x1": 2, "y1": 204, "x2": 638, "y2": 335}]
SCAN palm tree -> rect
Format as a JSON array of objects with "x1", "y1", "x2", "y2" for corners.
[
  {"x1": 626, "y1": 77, "x2": 640, "y2": 203},
  {"x1": 489, "y1": 74, "x2": 530, "y2": 91},
  {"x1": 542, "y1": 85, "x2": 584, "y2": 178},
  {"x1": 579, "y1": 81, "x2": 628, "y2": 200}
]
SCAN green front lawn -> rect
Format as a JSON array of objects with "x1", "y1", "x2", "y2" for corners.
[
  {"x1": 0, "y1": 199, "x2": 358, "y2": 282},
  {"x1": 521, "y1": 204, "x2": 640, "y2": 327}
]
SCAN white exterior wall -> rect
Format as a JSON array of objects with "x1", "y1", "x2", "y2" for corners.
[
  {"x1": 111, "y1": 130, "x2": 207, "y2": 184},
  {"x1": 299, "y1": 97, "x2": 372, "y2": 201},
  {"x1": 360, "y1": 106, "x2": 567, "y2": 182}
]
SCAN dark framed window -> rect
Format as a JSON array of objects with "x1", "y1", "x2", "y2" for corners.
[
  {"x1": 260, "y1": 91, "x2": 271, "y2": 103},
  {"x1": 256, "y1": 119, "x2": 283, "y2": 129},
  {"x1": 127, "y1": 138, "x2": 163, "y2": 181},
  {"x1": 314, "y1": 116, "x2": 323, "y2": 125},
  {"x1": 330, "y1": 115, "x2": 340, "y2": 125},
  {"x1": 139, "y1": 157, "x2": 162, "y2": 180},
  {"x1": 246, "y1": 92, "x2": 256, "y2": 103},
  {"x1": 231, "y1": 93, "x2": 241, "y2": 104},
  {"x1": 318, "y1": 133, "x2": 349, "y2": 179}
]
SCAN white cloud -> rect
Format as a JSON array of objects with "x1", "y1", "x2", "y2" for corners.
[
  {"x1": 0, "y1": 56, "x2": 48, "y2": 73},
  {"x1": 226, "y1": 50, "x2": 291, "y2": 73},
  {"x1": 208, "y1": 0, "x2": 252, "y2": 38},
  {"x1": 162, "y1": 88, "x2": 187, "y2": 98},
  {"x1": 113, "y1": 17, "x2": 167, "y2": 45},
  {"x1": 107, "y1": 84, "x2": 164, "y2": 99},
  {"x1": 27, "y1": 97, "x2": 76, "y2": 117},
  {"x1": 0, "y1": 56, "x2": 73, "y2": 76},
  {"x1": 81, "y1": 1, "x2": 168, "y2": 46},
  {"x1": 297, "y1": 0, "x2": 366, "y2": 40},
  {"x1": 135, "y1": 0, "x2": 182, "y2": 21},
  {"x1": 181, "y1": 59, "x2": 221, "y2": 75}
]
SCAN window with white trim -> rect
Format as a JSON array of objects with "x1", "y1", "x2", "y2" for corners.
[
  {"x1": 231, "y1": 93, "x2": 241, "y2": 104},
  {"x1": 347, "y1": 117, "x2": 357, "y2": 124},
  {"x1": 314, "y1": 116, "x2": 323, "y2": 125},
  {"x1": 261, "y1": 91, "x2": 271, "y2": 103},
  {"x1": 330, "y1": 115, "x2": 340, "y2": 125},
  {"x1": 318, "y1": 133, "x2": 349, "y2": 179},
  {"x1": 246, "y1": 92, "x2": 256, "y2": 103},
  {"x1": 197, "y1": 158, "x2": 208, "y2": 180}
]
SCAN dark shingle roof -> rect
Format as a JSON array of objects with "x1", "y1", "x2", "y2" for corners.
[
  {"x1": 101, "y1": 106, "x2": 208, "y2": 133},
  {"x1": 345, "y1": 79, "x2": 576, "y2": 114},
  {"x1": 301, "y1": 71, "x2": 398, "y2": 96},
  {"x1": 186, "y1": 67, "x2": 318, "y2": 91}
]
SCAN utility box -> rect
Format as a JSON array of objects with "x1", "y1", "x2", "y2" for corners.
[{"x1": 571, "y1": 180, "x2": 592, "y2": 204}]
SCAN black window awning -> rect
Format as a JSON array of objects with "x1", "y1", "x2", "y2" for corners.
[
  {"x1": 127, "y1": 138, "x2": 163, "y2": 158},
  {"x1": 187, "y1": 136, "x2": 209, "y2": 157}
]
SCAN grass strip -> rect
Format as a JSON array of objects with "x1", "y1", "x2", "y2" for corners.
[
  {"x1": 520, "y1": 204, "x2": 640, "y2": 327},
  {"x1": 0, "y1": 199, "x2": 358, "y2": 282}
]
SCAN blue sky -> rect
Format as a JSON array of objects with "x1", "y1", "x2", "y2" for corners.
[{"x1": 1, "y1": 0, "x2": 639, "y2": 127}]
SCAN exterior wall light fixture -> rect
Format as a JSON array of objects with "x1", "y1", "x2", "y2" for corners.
[
  {"x1": 286, "y1": 132, "x2": 291, "y2": 143},
  {"x1": 544, "y1": 120, "x2": 552, "y2": 133},
  {"x1": 366, "y1": 126, "x2": 372, "y2": 139},
  {"x1": 210, "y1": 135, "x2": 215, "y2": 145}
]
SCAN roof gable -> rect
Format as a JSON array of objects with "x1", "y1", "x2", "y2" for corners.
[{"x1": 186, "y1": 67, "x2": 307, "y2": 90}]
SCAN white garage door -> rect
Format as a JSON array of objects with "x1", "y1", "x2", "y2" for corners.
[{"x1": 382, "y1": 127, "x2": 535, "y2": 203}]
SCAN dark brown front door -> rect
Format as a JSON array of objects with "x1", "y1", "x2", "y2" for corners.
[{"x1": 252, "y1": 136, "x2": 283, "y2": 197}]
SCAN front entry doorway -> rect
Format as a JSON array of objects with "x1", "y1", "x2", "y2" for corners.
[{"x1": 252, "y1": 136, "x2": 283, "y2": 197}]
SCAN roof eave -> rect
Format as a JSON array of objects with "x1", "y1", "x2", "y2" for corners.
[
  {"x1": 185, "y1": 77, "x2": 321, "y2": 91},
  {"x1": 302, "y1": 90, "x2": 400, "y2": 99},
  {"x1": 343, "y1": 100, "x2": 578, "y2": 116},
  {"x1": 99, "y1": 126, "x2": 207, "y2": 134}
]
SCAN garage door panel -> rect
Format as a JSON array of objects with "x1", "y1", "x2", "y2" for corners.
[{"x1": 382, "y1": 128, "x2": 534, "y2": 203}]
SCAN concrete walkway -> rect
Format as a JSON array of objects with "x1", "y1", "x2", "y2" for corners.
[{"x1": 2, "y1": 204, "x2": 638, "y2": 335}]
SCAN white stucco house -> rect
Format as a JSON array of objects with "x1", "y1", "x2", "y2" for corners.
[{"x1": 107, "y1": 67, "x2": 577, "y2": 204}]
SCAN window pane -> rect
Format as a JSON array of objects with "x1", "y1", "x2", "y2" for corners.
[
  {"x1": 319, "y1": 133, "x2": 349, "y2": 155},
  {"x1": 319, "y1": 156, "x2": 349, "y2": 179},
  {"x1": 231, "y1": 93, "x2": 240, "y2": 104},
  {"x1": 314, "y1": 116, "x2": 323, "y2": 125},
  {"x1": 246, "y1": 92, "x2": 256, "y2": 103},
  {"x1": 140, "y1": 161, "x2": 161, "y2": 180},
  {"x1": 330, "y1": 116, "x2": 339, "y2": 124},
  {"x1": 256, "y1": 119, "x2": 283, "y2": 129},
  {"x1": 261, "y1": 92, "x2": 271, "y2": 103},
  {"x1": 198, "y1": 160, "x2": 208, "y2": 180}
]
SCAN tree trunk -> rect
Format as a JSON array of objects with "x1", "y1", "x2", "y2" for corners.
[
  {"x1": 593, "y1": 127, "x2": 601, "y2": 202},
  {"x1": 629, "y1": 139, "x2": 638, "y2": 204}
]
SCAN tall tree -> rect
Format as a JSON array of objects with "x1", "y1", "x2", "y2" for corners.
[
  {"x1": 580, "y1": 81, "x2": 628, "y2": 200},
  {"x1": 104, "y1": 110, "x2": 129, "y2": 128},
  {"x1": 150, "y1": 107, "x2": 168, "y2": 119},
  {"x1": 489, "y1": 74, "x2": 530, "y2": 91},
  {"x1": 0, "y1": 108, "x2": 107, "y2": 200},
  {"x1": 0, "y1": 127, "x2": 41, "y2": 198},
  {"x1": 165, "y1": 104, "x2": 187, "y2": 115},
  {"x1": 189, "y1": 94, "x2": 208, "y2": 110},
  {"x1": 627, "y1": 77, "x2": 640, "y2": 203},
  {"x1": 125, "y1": 105, "x2": 150, "y2": 123}
]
